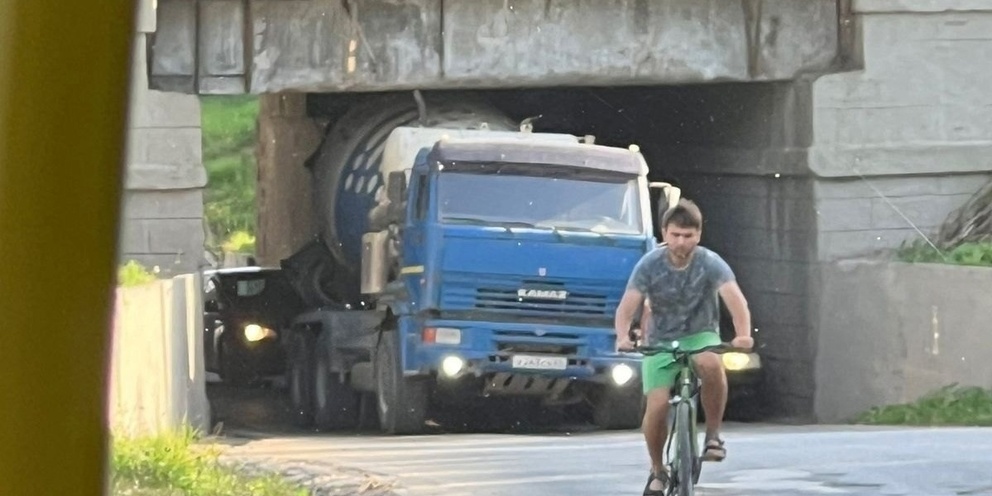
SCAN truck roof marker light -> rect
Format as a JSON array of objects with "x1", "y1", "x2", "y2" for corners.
[{"x1": 629, "y1": 144, "x2": 640, "y2": 153}]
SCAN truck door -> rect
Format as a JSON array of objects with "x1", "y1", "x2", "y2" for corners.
[{"x1": 402, "y1": 171, "x2": 429, "y2": 297}]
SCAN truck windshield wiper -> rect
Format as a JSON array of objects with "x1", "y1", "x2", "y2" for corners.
[
  {"x1": 444, "y1": 217, "x2": 544, "y2": 233},
  {"x1": 542, "y1": 225, "x2": 618, "y2": 245}
]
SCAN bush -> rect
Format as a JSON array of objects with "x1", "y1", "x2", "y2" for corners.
[{"x1": 222, "y1": 230, "x2": 256, "y2": 254}]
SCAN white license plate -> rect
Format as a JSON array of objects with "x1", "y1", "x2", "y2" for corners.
[{"x1": 511, "y1": 354, "x2": 568, "y2": 370}]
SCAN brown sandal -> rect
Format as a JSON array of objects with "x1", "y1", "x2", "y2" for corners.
[
  {"x1": 643, "y1": 470, "x2": 670, "y2": 495},
  {"x1": 702, "y1": 438, "x2": 726, "y2": 462}
]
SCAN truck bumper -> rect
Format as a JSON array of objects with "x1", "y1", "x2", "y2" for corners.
[{"x1": 403, "y1": 317, "x2": 640, "y2": 385}]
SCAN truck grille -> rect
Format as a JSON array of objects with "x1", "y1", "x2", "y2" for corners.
[{"x1": 441, "y1": 274, "x2": 615, "y2": 317}]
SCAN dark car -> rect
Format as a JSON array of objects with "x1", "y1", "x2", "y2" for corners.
[
  {"x1": 714, "y1": 299, "x2": 766, "y2": 421},
  {"x1": 202, "y1": 266, "x2": 305, "y2": 386}
]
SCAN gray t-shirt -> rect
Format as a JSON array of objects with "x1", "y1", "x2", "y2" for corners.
[{"x1": 626, "y1": 245, "x2": 736, "y2": 344}]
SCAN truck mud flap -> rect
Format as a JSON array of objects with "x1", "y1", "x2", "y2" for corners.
[{"x1": 484, "y1": 372, "x2": 571, "y2": 397}]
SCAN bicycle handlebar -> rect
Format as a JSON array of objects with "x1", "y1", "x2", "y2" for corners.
[{"x1": 633, "y1": 342, "x2": 747, "y2": 357}]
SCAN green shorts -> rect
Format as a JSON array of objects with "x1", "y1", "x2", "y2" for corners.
[{"x1": 642, "y1": 330, "x2": 721, "y2": 394}]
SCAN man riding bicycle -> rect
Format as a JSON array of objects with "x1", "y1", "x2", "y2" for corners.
[{"x1": 614, "y1": 199, "x2": 754, "y2": 495}]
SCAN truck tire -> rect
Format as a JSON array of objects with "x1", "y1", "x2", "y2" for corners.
[
  {"x1": 287, "y1": 329, "x2": 315, "y2": 428},
  {"x1": 375, "y1": 331, "x2": 429, "y2": 434},
  {"x1": 592, "y1": 382, "x2": 644, "y2": 430},
  {"x1": 312, "y1": 330, "x2": 360, "y2": 430}
]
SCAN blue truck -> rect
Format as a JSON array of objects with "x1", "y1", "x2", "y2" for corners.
[{"x1": 279, "y1": 116, "x2": 684, "y2": 434}]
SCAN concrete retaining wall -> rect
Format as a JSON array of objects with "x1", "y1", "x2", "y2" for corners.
[
  {"x1": 809, "y1": 1, "x2": 992, "y2": 260},
  {"x1": 814, "y1": 261, "x2": 992, "y2": 423},
  {"x1": 107, "y1": 274, "x2": 210, "y2": 437}
]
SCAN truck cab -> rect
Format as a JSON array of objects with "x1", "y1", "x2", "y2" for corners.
[{"x1": 356, "y1": 130, "x2": 672, "y2": 431}]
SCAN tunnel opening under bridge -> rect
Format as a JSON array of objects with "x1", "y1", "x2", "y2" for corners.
[{"x1": 252, "y1": 82, "x2": 818, "y2": 425}]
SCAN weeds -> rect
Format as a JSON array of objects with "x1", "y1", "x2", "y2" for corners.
[
  {"x1": 118, "y1": 260, "x2": 157, "y2": 287},
  {"x1": 111, "y1": 428, "x2": 307, "y2": 496},
  {"x1": 855, "y1": 384, "x2": 992, "y2": 426},
  {"x1": 896, "y1": 239, "x2": 992, "y2": 268}
]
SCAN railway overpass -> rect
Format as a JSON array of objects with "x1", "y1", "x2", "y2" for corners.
[{"x1": 122, "y1": 0, "x2": 992, "y2": 420}]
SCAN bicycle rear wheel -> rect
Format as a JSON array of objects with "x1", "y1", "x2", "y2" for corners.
[{"x1": 673, "y1": 401, "x2": 696, "y2": 496}]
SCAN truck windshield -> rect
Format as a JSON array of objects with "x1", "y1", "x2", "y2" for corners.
[{"x1": 437, "y1": 170, "x2": 643, "y2": 234}]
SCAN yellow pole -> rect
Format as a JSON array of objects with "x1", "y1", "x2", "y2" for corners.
[{"x1": 0, "y1": 2, "x2": 136, "y2": 495}]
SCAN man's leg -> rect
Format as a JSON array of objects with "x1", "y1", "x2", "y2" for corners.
[
  {"x1": 643, "y1": 387, "x2": 671, "y2": 485},
  {"x1": 641, "y1": 354, "x2": 678, "y2": 492},
  {"x1": 693, "y1": 351, "x2": 728, "y2": 460}
]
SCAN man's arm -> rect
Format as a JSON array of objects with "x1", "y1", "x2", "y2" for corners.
[
  {"x1": 717, "y1": 281, "x2": 753, "y2": 349},
  {"x1": 614, "y1": 288, "x2": 645, "y2": 351}
]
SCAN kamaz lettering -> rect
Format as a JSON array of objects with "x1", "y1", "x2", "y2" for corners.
[{"x1": 517, "y1": 288, "x2": 568, "y2": 300}]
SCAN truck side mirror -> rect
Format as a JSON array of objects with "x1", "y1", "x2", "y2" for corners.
[
  {"x1": 387, "y1": 171, "x2": 407, "y2": 205},
  {"x1": 386, "y1": 171, "x2": 407, "y2": 223},
  {"x1": 648, "y1": 181, "x2": 681, "y2": 233}
]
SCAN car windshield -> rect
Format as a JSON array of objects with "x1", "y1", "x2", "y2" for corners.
[{"x1": 437, "y1": 167, "x2": 642, "y2": 235}]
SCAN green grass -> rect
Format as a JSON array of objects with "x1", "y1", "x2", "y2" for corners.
[
  {"x1": 118, "y1": 260, "x2": 157, "y2": 287},
  {"x1": 200, "y1": 95, "x2": 260, "y2": 250},
  {"x1": 111, "y1": 429, "x2": 307, "y2": 496},
  {"x1": 201, "y1": 95, "x2": 260, "y2": 160},
  {"x1": 855, "y1": 384, "x2": 992, "y2": 426},
  {"x1": 896, "y1": 239, "x2": 992, "y2": 268}
]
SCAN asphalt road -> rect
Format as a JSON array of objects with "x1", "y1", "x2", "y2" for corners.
[
  {"x1": 219, "y1": 424, "x2": 992, "y2": 496},
  {"x1": 206, "y1": 384, "x2": 992, "y2": 495}
]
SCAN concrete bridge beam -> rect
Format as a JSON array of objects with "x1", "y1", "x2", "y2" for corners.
[{"x1": 149, "y1": 0, "x2": 842, "y2": 94}]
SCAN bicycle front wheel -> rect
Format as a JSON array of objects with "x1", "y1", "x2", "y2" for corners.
[{"x1": 675, "y1": 401, "x2": 696, "y2": 496}]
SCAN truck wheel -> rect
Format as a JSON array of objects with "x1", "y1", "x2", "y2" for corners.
[
  {"x1": 312, "y1": 331, "x2": 359, "y2": 430},
  {"x1": 287, "y1": 330, "x2": 315, "y2": 428},
  {"x1": 375, "y1": 331, "x2": 429, "y2": 435},
  {"x1": 592, "y1": 383, "x2": 644, "y2": 430}
]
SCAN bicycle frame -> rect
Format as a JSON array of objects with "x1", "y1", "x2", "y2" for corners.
[{"x1": 665, "y1": 345, "x2": 702, "y2": 496}]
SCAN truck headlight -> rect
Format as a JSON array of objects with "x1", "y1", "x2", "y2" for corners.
[
  {"x1": 441, "y1": 355, "x2": 465, "y2": 377},
  {"x1": 722, "y1": 352, "x2": 760, "y2": 371},
  {"x1": 611, "y1": 363, "x2": 635, "y2": 386},
  {"x1": 244, "y1": 324, "x2": 276, "y2": 342}
]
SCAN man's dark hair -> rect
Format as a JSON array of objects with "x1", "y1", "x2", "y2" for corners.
[{"x1": 661, "y1": 198, "x2": 703, "y2": 230}]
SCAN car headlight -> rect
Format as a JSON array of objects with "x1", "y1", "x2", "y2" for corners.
[
  {"x1": 722, "y1": 352, "x2": 760, "y2": 371},
  {"x1": 244, "y1": 324, "x2": 277, "y2": 342},
  {"x1": 611, "y1": 363, "x2": 635, "y2": 386}
]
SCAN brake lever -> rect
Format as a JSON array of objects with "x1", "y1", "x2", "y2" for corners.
[{"x1": 625, "y1": 328, "x2": 641, "y2": 351}]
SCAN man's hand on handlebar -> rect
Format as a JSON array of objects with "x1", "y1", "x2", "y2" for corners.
[
  {"x1": 616, "y1": 328, "x2": 640, "y2": 352},
  {"x1": 730, "y1": 335, "x2": 754, "y2": 351}
]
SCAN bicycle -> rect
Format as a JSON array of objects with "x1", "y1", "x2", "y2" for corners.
[{"x1": 632, "y1": 337, "x2": 743, "y2": 496}]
